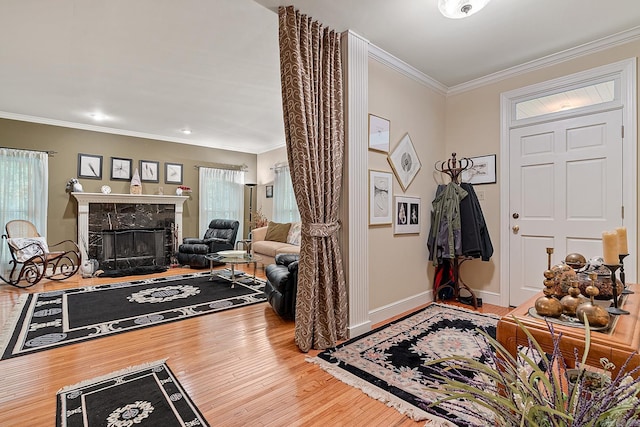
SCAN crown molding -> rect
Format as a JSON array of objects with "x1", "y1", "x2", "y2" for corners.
[
  {"x1": 368, "y1": 43, "x2": 448, "y2": 96},
  {"x1": 448, "y1": 25, "x2": 640, "y2": 95}
]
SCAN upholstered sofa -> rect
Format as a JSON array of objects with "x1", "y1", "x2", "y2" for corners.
[
  {"x1": 251, "y1": 221, "x2": 300, "y2": 267},
  {"x1": 265, "y1": 253, "x2": 299, "y2": 319}
]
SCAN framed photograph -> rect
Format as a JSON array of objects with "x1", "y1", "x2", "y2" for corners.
[
  {"x1": 388, "y1": 133, "x2": 422, "y2": 192},
  {"x1": 140, "y1": 160, "x2": 160, "y2": 183},
  {"x1": 165, "y1": 162, "x2": 183, "y2": 184},
  {"x1": 394, "y1": 196, "x2": 421, "y2": 235},
  {"x1": 369, "y1": 170, "x2": 393, "y2": 225},
  {"x1": 77, "y1": 153, "x2": 103, "y2": 180},
  {"x1": 461, "y1": 154, "x2": 497, "y2": 185},
  {"x1": 369, "y1": 114, "x2": 390, "y2": 153},
  {"x1": 266, "y1": 185, "x2": 273, "y2": 198},
  {"x1": 110, "y1": 157, "x2": 132, "y2": 181}
]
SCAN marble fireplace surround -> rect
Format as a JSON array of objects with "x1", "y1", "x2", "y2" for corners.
[{"x1": 71, "y1": 193, "x2": 188, "y2": 267}]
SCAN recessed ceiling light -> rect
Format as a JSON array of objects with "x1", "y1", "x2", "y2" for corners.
[
  {"x1": 89, "y1": 112, "x2": 107, "y2": 121},
  {"x1": 181, "y1": 129, "x2": 192, "y2": 135}
]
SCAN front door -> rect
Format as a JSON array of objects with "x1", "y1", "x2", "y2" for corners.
[{"x1": 508, "y1": 109, "x2": 623, "y2": 307}]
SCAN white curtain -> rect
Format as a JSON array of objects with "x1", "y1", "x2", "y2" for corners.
[
  {"x1": 198, "y1": 167, "x2": 244, "y2": 240},
  {"x1": 0, "y1": 148, "x2": 49, "y2": 273},
  {"x1": 273, "y1": 165, "x2": 300, "y2": 223}
]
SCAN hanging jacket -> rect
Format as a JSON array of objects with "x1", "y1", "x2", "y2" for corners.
[
  {"x1": 427, "y1": 182, "x2": 467, "y2": 265},
  {"x1": 460, "y1": 183, "x2": 494, "y2": 261}
]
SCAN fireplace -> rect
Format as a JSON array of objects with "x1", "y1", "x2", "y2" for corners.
[
  {"x1": 72, "y1": 193, "x2": 188, "y2": 270},
  {"x1": 101, "y1": 228, "x2": 165, "y2": 270}
]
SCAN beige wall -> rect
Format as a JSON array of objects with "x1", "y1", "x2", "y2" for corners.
[
  {"x1": 367, "y1": 58, "x2": 447, "y2": 310},
  {"x1": 0, "y1": 118, "x2": 257, "y2": 245},
  {"x1": 445, "y1": 41, "x2": 640, "y2": 296}
]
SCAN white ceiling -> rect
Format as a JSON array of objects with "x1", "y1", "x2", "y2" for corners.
[{"x1": 1, "y1": 0, "x2": 639, "y2": 154}]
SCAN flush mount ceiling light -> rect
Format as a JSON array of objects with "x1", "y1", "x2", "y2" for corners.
[
  {"x1": 181, "y1": 129, "x2": 192, "y2": 135},
  {"x1": 438, "y1": 0, "x2": 491, "y2": 19},
  {"x1": 89, "y1": 112, "x2": 107, "y2": 121}
]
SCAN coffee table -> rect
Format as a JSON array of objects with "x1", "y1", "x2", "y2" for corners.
[
  {"x1": 204, "y1": 253, "x2": 261, "y2": 288},
  {"x1": 496, "y1": 285, "x2": 640, "y2": 378}
]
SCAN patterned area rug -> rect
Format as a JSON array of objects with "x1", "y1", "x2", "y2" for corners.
[
  {"x1": 1, "y1": 271, "x2": 266, "y2": 360},
  {"x1": 310, "y1": 303, "x2": 499, "y2": 427},
  {"x1": 56, "y1": 360, "x2": 209, "y2": 427}
]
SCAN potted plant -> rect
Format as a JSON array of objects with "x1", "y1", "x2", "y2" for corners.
[{"x1": 424, "y1": 318, "x2": 640, "y2": 426}]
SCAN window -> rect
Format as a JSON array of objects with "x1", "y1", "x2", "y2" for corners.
[
  {"x1": 273, "y1": 165, "x2": 300, "y2": 223},
  {"x1": 198, "y1": 167, "x2": 244, "y2": 240},
  {"x1": 0, "y1": 148, "x2": 48, "y2": 273}
]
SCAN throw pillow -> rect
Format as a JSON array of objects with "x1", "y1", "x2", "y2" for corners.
[
  {"x1": 264, "y1": 221, "x2": 291, "y2": 243},
  {"x1": 286, "y1": 222, "x2": 302, "y2": 246},
  {"x1": 8, "y1": 237, "x2": 49, "y2": 262}
]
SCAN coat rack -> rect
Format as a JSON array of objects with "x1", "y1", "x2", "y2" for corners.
[{"x1": 433, "y1": 153, "x2": 480, "y2": 308}]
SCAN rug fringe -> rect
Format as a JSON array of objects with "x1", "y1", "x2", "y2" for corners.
[
  {"x1": 56, "y1": 358, "x2": 168, "y2": 394},
  {"x1": 0, "y1": 293, "x2": 29, "y2": 357},
  {"x1": 432, "y1": 302, "x2": 501, "y2": 319},
  {"x1": 307, "y1": 356, "x2": 456, "y2": 427}
]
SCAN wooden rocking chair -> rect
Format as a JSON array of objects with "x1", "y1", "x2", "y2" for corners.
[{"x1": 1, "y1": 220, "x2": 81, "y2": 288}]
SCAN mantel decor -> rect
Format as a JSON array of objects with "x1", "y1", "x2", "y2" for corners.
[{"x1": 77, "y1": 153, "x2": 103, "y2": 179}]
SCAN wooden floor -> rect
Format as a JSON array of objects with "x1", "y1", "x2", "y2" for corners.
[{"x1": 0, "y1": 266, "x2": 510, "y2": 426}]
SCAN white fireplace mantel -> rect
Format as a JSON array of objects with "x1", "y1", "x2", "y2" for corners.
[{"x1": 71, "y1": 192, "x2": 189, "y2": 261}]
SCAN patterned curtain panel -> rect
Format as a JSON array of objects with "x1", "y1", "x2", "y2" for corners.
[
  {"x1": 0, "y1": 148, "x2": 48, "y2": 275},
  {"x1": 198, "y1": 167, "x2": 244, "y2": 241},
  {"x1": 278, "y1": 6, "x2": 348, "y2": 352}
]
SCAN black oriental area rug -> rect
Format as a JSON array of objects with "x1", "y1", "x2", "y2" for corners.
[
  {"x1": 56, "y1": 360, "x2": 209, "y2": 427},
  {"x1": 0, "y1": 271, "x2": 266, "y2": 360},
  {"x1": 310, "y1": 303, "x2": 499, "y2": 427}
]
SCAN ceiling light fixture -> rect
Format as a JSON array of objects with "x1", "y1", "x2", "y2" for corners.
[
  {"x1": 89, "y1": 112, "x2": 107, "y2": 121},
  {"x1": 438, "y1": 0, "x2": 491, "y2": 19},
  {"x1": 181, "y1": 129, "x2": 192, "y2": 135}
]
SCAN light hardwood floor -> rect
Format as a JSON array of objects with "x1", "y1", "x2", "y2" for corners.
[{"x1": 0, "y1": 266, "x2": 510, "y2": 426}]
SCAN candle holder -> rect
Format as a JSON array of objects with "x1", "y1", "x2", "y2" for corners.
[
  {"x1": 604, "y1": 263, "x2": 629, "y2": 315},
  {"x1": 618, "y1": 253, "x2": 634, "y2": 295}
]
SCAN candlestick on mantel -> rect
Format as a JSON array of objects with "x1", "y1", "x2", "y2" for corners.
[
  {"x1": 602, "y1": 231, "x2": 619, "y2": 265},
  {"x1": 616, "y1": 226, "x2": 628, "y2": 255}
]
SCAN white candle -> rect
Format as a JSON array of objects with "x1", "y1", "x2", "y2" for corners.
[
  {"x1": 602, "y1": 231, "x2": 619, "y2": 265},
  {"x1": 616, "y1": 226, "x2": 628, "y2": 254}
]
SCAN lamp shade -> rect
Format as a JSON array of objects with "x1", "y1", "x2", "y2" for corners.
[{"x1": 438, "y1": 0, "x2": 491, "y2": 19}]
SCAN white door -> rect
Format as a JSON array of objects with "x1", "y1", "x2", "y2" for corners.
[{"x1": 508, "y1": 110, "x2": 623, "y2": 307}]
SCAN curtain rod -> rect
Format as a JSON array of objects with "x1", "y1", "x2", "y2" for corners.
[
  {"x1": 194, "y1": 162, "x2": 248, "y2": 172},
  {"x1": 1, "y1": 146, "x2": 57, "y2": 157},
  {"x1": 270, "y1": 162, "x2": 288, "y2": 171}
]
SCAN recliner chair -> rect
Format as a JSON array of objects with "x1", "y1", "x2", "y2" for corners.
[
  {"x1": 264, "y1": 253, "x2": 299, "y2": 320},
  {"x1": 176, "y1": 219, "x2": 239, "y2": 268}
]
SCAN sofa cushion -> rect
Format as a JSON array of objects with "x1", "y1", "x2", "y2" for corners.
[
  {"x1": 264, "y1": 221, "x2": 291, "y2": 243},
  {"x1": 252, "y1": 240, "x2": 289, "y2": 258},
  {"x1": 286, "y1": 222, "x2": 302, "y2": 246}
]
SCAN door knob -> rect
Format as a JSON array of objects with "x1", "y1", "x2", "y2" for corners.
[{"x1": 512, "y1": 225, "x2": 520, "y2": 233}]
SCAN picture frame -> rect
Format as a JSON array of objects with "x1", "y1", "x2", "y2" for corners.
[
  {"x1": 77, "y1": 153, "x2": 103, "y2": 180},
  {"x1": 265, "y1": 185, "x2": 273, "y2": 198},
  {"x1": 368, "y1": 114, "x2": 390, "y2": 153},
  {"x1": 110, "y1": 157, "x2": 132, "y2": 181},
  {"x1": 369, "y1": 170, "x2": 393, "y2": 225},
  {"x1": 461, "y1": 154, "x2": 497, "y2": 185},
  {"x1": 388, "y1": 133, "x2": 421, "y2": 192},
  {"x1": 165, "y1": 162, "x2": 183, "y2": 184},
  {"x1": 394, "y1": 196, "x2": 421, "y2": 235},
  {"x1": 140, "y1": 160, "x2": 160, "y2": 183}
]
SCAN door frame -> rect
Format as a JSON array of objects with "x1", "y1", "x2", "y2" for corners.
[{"x1": 499, "y1": 58, "x2": 637, "y2": 307}]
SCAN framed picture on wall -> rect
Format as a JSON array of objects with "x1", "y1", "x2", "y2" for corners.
[
  {"x1": 369, "y1": 170, "x2": 393, "y2": 225},
  {"x1": 110, "y1": 157, "x2": 132, "y2": 181},
  {"x1": 394, "y1": 196, "x2": 421, "y2": 235},
  {"x1": 77, "y1": 153, "x2": 103, "y2": 179},
  {"x1": 388, "y1": 133, "x2": 421, "y2": 192},
  {"x1": 165, "y1": 162, "x2": 183, "y2": 184},
  {"x1": 266, "y1": 185, "x2": 273, "y2": 198},
  {"x1": 140, "y1": 160, "x2": 160, "y2": 183},
  {"x1": 368, "y1": 114, "x2": 390, "y2": 153},
  {"x1": 461, "y1": 154, "x2": 497, "y2": 185}
]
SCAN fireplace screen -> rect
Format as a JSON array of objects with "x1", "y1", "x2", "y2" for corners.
[{"x1": 101, "y1": 228, "x2": 165, "y2": 270}]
